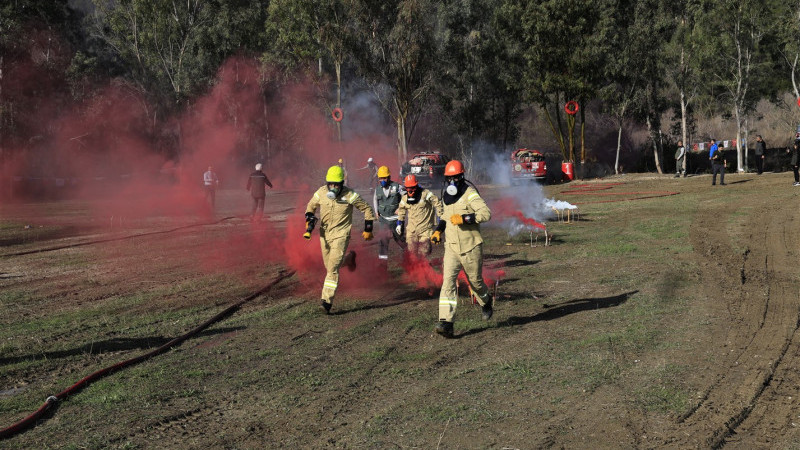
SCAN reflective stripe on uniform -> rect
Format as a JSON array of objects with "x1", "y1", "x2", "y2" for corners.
[
  {"x1": 324, "y1": 279, "x2": 338, "y2": 289},
  {"x1": 425, "y1": 191, "x2": 433, "y2": 201},
  {"x1": 314, "y1": 192, "x2": 320, "y2": 200},
  {"x1": 438, "y1": 297, "x2": 457, "y2": 306},
  {"x1": 467, "y1": 192, "x2": 480, "y2": 202},
  {"x1": 347, "y1": 192, "x2": 358, "y2": 204}
]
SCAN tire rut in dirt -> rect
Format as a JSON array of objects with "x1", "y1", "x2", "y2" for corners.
[{"x1": 671, "y1": 196, "x2": 800, "y2": 447}]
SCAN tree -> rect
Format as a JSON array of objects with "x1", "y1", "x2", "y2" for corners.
[
  {"x1": 91, "y1": 0, "x2": 265, "y2": 103},
  {"x1": 434, "y1": 0, "x2": 524, "y2": 160},
  {"x1": 504, "y1": 0, "x2": 614, "y2": 175},
  {"x1": 662, "y1": 0, "x2": 705, "y2": 175},
  {"x1": 698, "y1": 0, "x2": 776, "y2": 172},
  {"x1": 265, "y1": 0, "x2": 358, "y2": 141},
  {"x1": 351, "y1": 0, "x2": 439, "y2": 163}
]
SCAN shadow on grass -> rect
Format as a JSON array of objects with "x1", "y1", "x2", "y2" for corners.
[
  {"x1": 455, "y1": 291, "x2": 637, "y2": 338},
  {"x1": 484, "y1": 252, "x2": 516, "y2": 260},
  {"x1": 0, "y1": 326, "x2": 244, "y2": 365},
  {"x1": 727, "y1": 179, "x2": 752, "y2": 185},
  {"x1": 332, "y1": 291, "x2": 429, "y2": 315}
]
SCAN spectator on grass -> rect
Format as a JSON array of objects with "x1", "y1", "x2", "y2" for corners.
[
  {"x1": 203, "y1": 166, "x2": 219, "y2": 208},
  {"x1": 788, "y1": 141, "x2": 800, "y2": 186},
  {"x1": 246, "y1": 163, "x2": 273, "y2": 222},
  {"x1": 709, "y1": 139, "x2": 726, "y2": 186},
  {"x1": 754, "y1": 135, "x2": 766, "y2": 175},
  {"x1": 675, "y1": 140, "x2": 686, "y2": 178}
]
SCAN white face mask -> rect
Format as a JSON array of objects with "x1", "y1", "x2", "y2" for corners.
[
  {"x1": 326, "y1": 190, "x2": 337, "y2": 199},
  {"x1": 446, "y1": 183, "x2": 458, "y2": 196}
]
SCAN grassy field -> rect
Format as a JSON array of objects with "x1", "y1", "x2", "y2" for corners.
[{"x1": 2, "y1": 172, "x2": 799, "y2": 448}]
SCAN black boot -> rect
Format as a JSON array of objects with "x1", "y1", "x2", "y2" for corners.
[
  {"x1": 343, "y1": 251, "x2": 357, "y2": 272},
  {"x1": 435, "y1": 321, "x2": 454, "y2": 338},
  {"x1": 482, "y1": 301, "x2": 494, "y2": 320},
  {"x1": 321, "y1": 301, "x2": 332, "y2": 315}
]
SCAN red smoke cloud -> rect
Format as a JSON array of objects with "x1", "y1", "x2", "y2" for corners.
[{"x1": 490, "y1": 197, "x2": 546, "y2": 229}]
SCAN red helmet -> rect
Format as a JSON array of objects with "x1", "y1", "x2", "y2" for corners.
[
  {"x1": 444, "y1": 160, "x2": 464, "y2": 176},
  {"x1": 403, "y1": 174, "x2": 418, "y2": 188}
]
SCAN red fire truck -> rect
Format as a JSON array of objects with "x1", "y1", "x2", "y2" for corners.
[{"x1": 510, "y1": 148, "x2": 547, "y2": 184}]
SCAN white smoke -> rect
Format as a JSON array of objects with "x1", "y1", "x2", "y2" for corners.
[{"x1": 469, "y1": 148, "x2": 560, "y2": 236}]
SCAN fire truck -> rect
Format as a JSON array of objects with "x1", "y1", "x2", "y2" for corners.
[{"x1": 510, "y1": 148, "x2": 547, "y2": 184}]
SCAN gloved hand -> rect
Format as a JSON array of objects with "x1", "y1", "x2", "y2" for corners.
[
  {"x1": 450, "y1": 214, "x2": 464, "y2": 225},
  {"x1": 303, "y1": 224, "x2": 312, "y2": 240},
  {"x1": 431, "y1": 230, "x2": 442, "y2": 244},
  {"x1": 395, "y1": 220, "x2": 404, "y2": 235},
  {"x1": 362, "y1": 231, "x2": 373, "y2": 241}
]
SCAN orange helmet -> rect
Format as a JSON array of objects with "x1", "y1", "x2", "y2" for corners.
[
  {"x1": 444, "y1": 160, "x2": 464, "y2": 176},
  {"x1": 403, "y1": 174, "x2": 418, "y2": 188}
]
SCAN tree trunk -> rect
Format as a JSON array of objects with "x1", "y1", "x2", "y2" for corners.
[
  {"x1": 335, "y1": 62, "x2": 342, "y2": 142},
  {"x1": 680, "y1": 88, "x2": 688, "y2": 175},
  {"x1": 647, "y1": 116, "x2": 662, "y2": 174},
  {"x1": 580, "y1": 105, "x2": 586, "y2": 179},
  {"x1": 615, "y1": 124, "x2": 622, "y2": 175}
]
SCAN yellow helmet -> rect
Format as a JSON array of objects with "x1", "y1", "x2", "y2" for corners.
[
  {"x1": 377, "y1": 165, "x2": 390, "y2": 178},
  {"x1": 326, "y1": 165, "x2": 345, "y2": 183}
]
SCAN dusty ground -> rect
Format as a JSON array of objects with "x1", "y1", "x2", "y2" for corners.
[{"x1": 2, "y1": 171, "x2": 800, "y2": 449}]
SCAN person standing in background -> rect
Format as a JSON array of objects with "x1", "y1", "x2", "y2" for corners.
[
  {"x1": 709, "y1": 139, "x2": 726, "y2": 186},
  {"x1": 203, "y1": 166, "x2": 219, "y2": 208},
  {"x1": 246, "y1": 163, "x2": 273, "y2": 222},
  {"x1": 675, "y1": 140, "x2": 686, "y2": 178},
  {"x1": 788, "y1": 140, "x2": 800, "y2": 186},
  {"x1": 754, "y1": 135, "x2": 766, "y2": 175}
]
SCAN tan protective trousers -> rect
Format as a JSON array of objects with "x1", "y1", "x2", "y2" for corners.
[
  {"x1": 320, "y1": 235, "x2": 350, "y2": 304},
  {"x1": 407, "y1": 233, "x2": 432, "y2": 258},
  {"x1": 438, "y1": 243, "x2": 490, "y2": 322}
]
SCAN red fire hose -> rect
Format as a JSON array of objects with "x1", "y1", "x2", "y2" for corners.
[
  {"x1": 0, "y1": 269, "x2": 295, "y2": 440},
  {"x1": 331, "y1": 107, "x2": 344, "y2": 122}
]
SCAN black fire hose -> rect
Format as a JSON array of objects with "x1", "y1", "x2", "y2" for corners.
[{"x1": 0, "y1": 269, "x2": 295, "y2": 440}]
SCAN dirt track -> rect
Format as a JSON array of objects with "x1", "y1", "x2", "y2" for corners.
[{"x1": 3, "y1": 173, "x2": 800, "y2": 448}]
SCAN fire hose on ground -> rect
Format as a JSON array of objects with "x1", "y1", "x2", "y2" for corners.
[{"x1": 0, "y1": 269, "x2": 295, "y2": 440}]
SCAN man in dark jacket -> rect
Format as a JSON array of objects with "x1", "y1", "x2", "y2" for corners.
[
  {"x1": 754, "y1": 135, "x2": 766, "y2": 174},
  {"x1": 709, "y1": 139, "x2": 726, "y2": 186},
  {"x1": 246, "y1": 163, "x2": 273, "y2": 221}
]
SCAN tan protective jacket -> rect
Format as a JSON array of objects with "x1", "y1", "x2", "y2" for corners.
[
  {"x1": 306, "y1": 186, "x2": 375, "y2": 241},
  {"x1": 443, "y1": 187, "x2": 491, "y2": 254},
  {"x1": 397, "y1": 189, "x2": 443, "y2": 239}
]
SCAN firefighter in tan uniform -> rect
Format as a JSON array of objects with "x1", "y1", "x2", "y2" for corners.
[
  {"x1": 396, "y1": 175, "x2": 443, "y2": 258},
  {"x1": 304, "y1": 165, "x2": 375, "y2": 314},
  {"x1": 431, "y1": 160, "x2": 492, "y2": 338}
]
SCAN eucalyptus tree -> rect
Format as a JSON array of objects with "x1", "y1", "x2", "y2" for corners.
[
  {"x1": 434, "y1": 0, "x2": 524, "y2": 163},
  {"x1": 662, "y1": 0, "x2": 704, "y2": 175},
  {"x1": 91, "y1": 0, "x2": 264, "y2": 103},
  {"x1": 600, "y1": 0, "x2": 663, "y2": 174},
  {"x1": 777, "y1": 1, "x2": 800, "y2": 101},
  {"x1": 350, "y1": 0, "x2": 439, "y2": 163},
  {"x1": 264, "y1": 0, "x2": 357, "y2": 141},
  {"x1": 697, "y1": 0, "x2": 776, "y2": 172},
  {"x1": 501, "y1": 0, "x2": 614, "y2": 172},
  {"x1": 0, "y1": 0, "x2": 83, "y2": 167}
]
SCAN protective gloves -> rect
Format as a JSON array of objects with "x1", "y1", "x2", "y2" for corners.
[
  {"x1": 430, "y1": 230, "x2": 442, "y2": 244},
  {"x1": 450, "y1": 213, "x2": 476, "y2": 226},
  {"x1": 395, "y1": 220, "x2": 404, "y2": 235},
  {"x1": 303, "y1": 212, "x2": 317, "y2": 240},
  {"x1": 362, "y1": 231, "x2": 374, "y2": 241}
]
